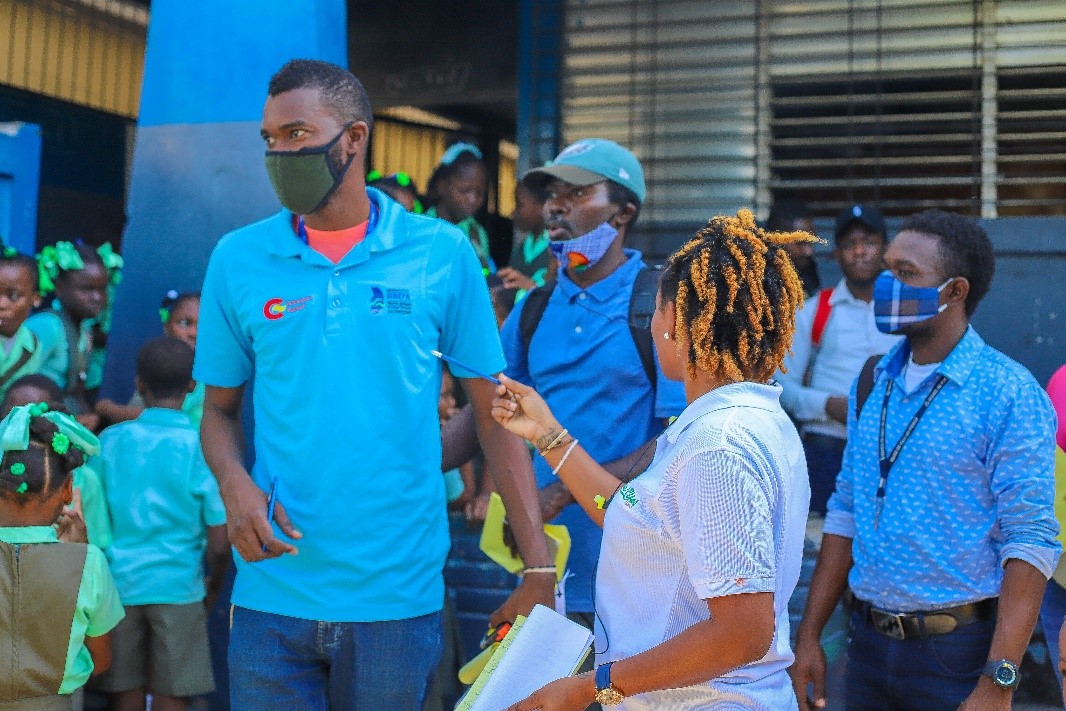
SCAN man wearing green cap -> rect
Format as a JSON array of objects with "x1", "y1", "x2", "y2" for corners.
[{"x1": 500, "y1": 139, "x2": 686, "y2": 647}]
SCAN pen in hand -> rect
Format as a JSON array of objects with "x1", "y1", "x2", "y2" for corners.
[{"x1": 262, "y1": 478, "x2": 278, "y2": 553}]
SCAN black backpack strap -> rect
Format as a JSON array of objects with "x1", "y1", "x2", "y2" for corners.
[
  {"x1": 628, "y1": 264, "x2": 661, "y2": 388},
  {"x1": 855, "y1": 354, "x2": 883, "y2": 419},
  {"x1": 518, "y1": 282, "x2": 557, "y2": 363}
]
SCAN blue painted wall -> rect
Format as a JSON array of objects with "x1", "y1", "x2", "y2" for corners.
[
  {"x1": 102, "y1": 0, "x2": 348, "y2": 403},
  {"x1": 0, "y1": 122, "x2": 42, "y2": 254}
]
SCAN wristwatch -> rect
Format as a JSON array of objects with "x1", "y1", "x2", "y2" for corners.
[
  {"x1": 594, "y1": 662, "x2": 625, "y2": 706},
  {"x1": 982, "y1": 659, "x2": 1020, "y2": 689}
]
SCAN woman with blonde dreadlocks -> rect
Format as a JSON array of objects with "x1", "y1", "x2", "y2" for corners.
[{"x1": 491, "y1": 210, "x2": 817, "y2": 710}]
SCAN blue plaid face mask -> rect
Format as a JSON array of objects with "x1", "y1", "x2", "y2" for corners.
[{"x1": 873, "y1": 270, "x2": 955, "y2": 334}]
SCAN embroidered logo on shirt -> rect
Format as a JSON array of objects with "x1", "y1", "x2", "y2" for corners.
[
  {"x1": 369, "y1": 287, "x2": 386, "y2": 315},
  {"x1": 618, "y1": 484, "x2": 638, "y2": 508},
  {"x1": 263, "y1": 296, "x2": 313, "y2": 321},
  {"x1": 369, "y1": 287, "x2": 413, "y2": 316}
]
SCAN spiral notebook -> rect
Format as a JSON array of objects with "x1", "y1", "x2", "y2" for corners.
[{"x1": 455, "y1": 604, "x2": 594, "y2": 711}]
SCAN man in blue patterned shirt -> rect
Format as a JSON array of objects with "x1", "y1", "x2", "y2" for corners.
[{"x1": 791, "y1": 210, "x2": 1059, "y2": 711}]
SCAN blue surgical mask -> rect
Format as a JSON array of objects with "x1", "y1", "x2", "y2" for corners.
[
  {"x1": 873, "y1": 270, "x2": 955, "y2": 334},
  {"x1": 549, "y1": 221, "x2": 618, "y2": 273}
]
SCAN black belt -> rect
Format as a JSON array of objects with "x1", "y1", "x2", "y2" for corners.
[{"x1": 845, "y1": 591, "x2": 997, "y2": 640}]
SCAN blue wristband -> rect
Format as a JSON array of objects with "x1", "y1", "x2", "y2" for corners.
[{"x1": 595, "y1": 661, "x2": 614, "y2": 694}]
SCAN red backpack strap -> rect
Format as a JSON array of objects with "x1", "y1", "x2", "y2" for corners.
[{"x1": 810, "y1": 288, "x2": 834, "y2": 347}]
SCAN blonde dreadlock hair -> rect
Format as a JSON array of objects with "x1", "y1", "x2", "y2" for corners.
[{"x1": 659, "y1": 209, "x2": 820, "y2": 383}]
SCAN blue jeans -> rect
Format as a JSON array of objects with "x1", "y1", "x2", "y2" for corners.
[
  {"x1": 846, "y1": 609, "x2": 994, "y2": 710},
  {"x1": 229, "y1": 606, "x2": 443, "y2": 711},
  {"x1": 803, "y1": 433, "x2": 846, "y2": 515},
  {"x1": 1041, "y1": 578, "x2": 1066, "y2": 688}
]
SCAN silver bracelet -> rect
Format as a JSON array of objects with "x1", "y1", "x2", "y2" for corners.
[{"x1": 551, "y1": 438, "x2": 580, "y2": 477}]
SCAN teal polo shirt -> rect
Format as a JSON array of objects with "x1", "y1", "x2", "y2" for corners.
[
  {"x1": 194, "y1": 188, "x2": 505, "y2": 623},
  {"x1": 95, "y1": 408, "x2": 227, "y2": 606}
]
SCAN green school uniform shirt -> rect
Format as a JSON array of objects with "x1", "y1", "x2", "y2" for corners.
[
  {"x1": 25, "y1": 311, "x2": 92, "y2": 393},
  {"x1": 426, "y1": 207, "x2": 495, "y2": 274},
  {"x1": 507, "y1": 230, "x2": 551, "y2": 287},
  {"x1": 95, "y1": 408, "x2": 227, "y2": 605},
  {"x1": 0, "y1": 325, "x2": 43, "y2": 399},
  {"x1": 73, "y1": 465, "x2": 111, "y2": 551},
  {"x1": 0, "y1": 526, "x2": 124, "y2": 694}
]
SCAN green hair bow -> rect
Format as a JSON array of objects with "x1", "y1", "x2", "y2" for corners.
[
  {"x1": 0, "y1": 403, "x2": 100, "y2": 458},
  {"x1": 36, "y1": 242, "x2": 84, "y2": 296},
  {"x1": 97, "y1": 242, "x2": 124, "y2": 286}
]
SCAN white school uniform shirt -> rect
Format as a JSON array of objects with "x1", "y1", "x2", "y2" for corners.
[
  {"x1": 594, "y1": 382, "x2": 809, "y2": 710},
  {"x1": 779, "y1": 279, "x2": 902, "y2": 440}
]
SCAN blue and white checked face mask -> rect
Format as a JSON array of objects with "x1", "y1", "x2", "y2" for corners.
[
  {"x1": 873, "y1": 270, "x2": 955, "y2": 334},
  {"x1": 548, "y1": 221, "x2": 619, "y2": 273}
]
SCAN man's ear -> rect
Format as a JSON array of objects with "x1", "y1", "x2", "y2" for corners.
[
  {"x1": 945, "y1": 276, "x2": 970, "y2": 307},
  {"x1": 347, "y1": 121, "x2": 370, "y2": 156},
  {"x1": 613, "y1": 202, "x2": 637, "y2": 229}
]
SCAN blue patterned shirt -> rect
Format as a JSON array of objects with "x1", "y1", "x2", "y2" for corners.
[{"x1": 824, "y1": 326, "x2": 1060, "y2": 611}]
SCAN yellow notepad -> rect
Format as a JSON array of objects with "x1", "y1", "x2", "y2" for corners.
[
  {"x1": 455, "y1": 605, "x2": 593, "y2": 711},
  {"x1": 479, "y1": 492, "x2": 570, "y2": 580}
]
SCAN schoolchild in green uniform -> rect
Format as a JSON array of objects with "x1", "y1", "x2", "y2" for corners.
[
  {"x1": 85, "y1": 242, "x2": 123, "y2": 396},
  {"x1": 0, "y1": 248, "x2": 44, "y2": 400},
  {"x1": 26, "y1": 242, "x2": 110, "y2": 429},
  {"x1": 95, "y1": 291, "x2": 205, "y2": 428},
  {"x1": 2, "y1": 375, "x2": 112, "y2": 551},
  {"x1": 0, "y1": 403, "x2": 124, "y2": 711},
  {"x1": 498, "y1": 177, "x2": 552, "y2": 293},
  {"x1": 425, "y1": 142, "x2": 496, "y2": 275},
  {"x1": 93, "y1": 337, "x2": 227, "y2": 711}
]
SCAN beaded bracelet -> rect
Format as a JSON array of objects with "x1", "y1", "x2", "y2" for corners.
[{"x1": 551, "y1": 439, "x2": 580, "y2": 477}]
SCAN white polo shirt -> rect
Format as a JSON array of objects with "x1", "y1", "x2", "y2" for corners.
[
  {"x1": 779, "y1": 279, "x2": 901, "y2": 439},
  {"x1": 594, "y1": 382, "x2": 809, "y2": 710}
]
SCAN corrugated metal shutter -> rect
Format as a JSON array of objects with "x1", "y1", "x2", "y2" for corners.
[
  {"x1": 766, "y1": 0, "x2": 1066, "y2": 218},
  {"x1": 552, "y1": 0, "x2": 1066, "y2": 250},
  {"x1": 0, "y1": 0, "x2": 147, "y2": 118},
  {"x1": 561, "y1": 1, "x2": 760, "y2": 250}
]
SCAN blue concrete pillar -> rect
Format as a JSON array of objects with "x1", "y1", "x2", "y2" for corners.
[{"x1": 102, "y1": 0, "x2": 348, "y2": 402}]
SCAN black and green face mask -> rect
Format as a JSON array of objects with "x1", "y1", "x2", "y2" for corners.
[{"x1": 264, "y1": 124, "x2": 355, "y2": 215}]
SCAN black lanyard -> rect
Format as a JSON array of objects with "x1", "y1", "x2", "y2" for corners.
[{"x1": 874, "y1": 373, "x2": 949, "y2": 529}]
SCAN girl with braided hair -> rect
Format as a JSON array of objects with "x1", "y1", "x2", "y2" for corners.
[
  {"x1": 0, "y1": 403, "x2": 124, "y2": 710},
  {"x1": 26, "y1": 242, "x2": 111, "y2": 428},
  {"x1": 491, "y1": 209, "x2": 818, "y2": 710}
]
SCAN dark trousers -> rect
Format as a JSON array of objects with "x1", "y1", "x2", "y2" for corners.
[
  {"x1": 803, "y1": 433, "x2": 846, "y2": 515},
  {"x1": 846, "y1": 609, "x2": 995, "y2": 710}
]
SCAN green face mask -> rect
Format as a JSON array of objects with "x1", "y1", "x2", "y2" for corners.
[{"x1": 264, "y1": 124, "x2": 355, "y2": 215}]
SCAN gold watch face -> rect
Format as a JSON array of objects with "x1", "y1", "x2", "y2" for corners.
[{"x1": 595, "y1": 686, "x2": 625, "y2": 705}]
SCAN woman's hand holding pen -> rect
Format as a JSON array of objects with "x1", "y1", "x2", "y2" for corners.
[{"x1": 491, "y1": 375, "x2": 563, "y2": 447}]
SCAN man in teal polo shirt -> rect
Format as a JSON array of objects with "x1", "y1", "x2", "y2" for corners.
[{"x1": 195, "y1": 59, "x2": 552, "y2": 710}]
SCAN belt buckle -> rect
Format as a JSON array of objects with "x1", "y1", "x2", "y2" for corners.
[{"x1": 873, "y1": 611, "x2": 907, "y2": 640}]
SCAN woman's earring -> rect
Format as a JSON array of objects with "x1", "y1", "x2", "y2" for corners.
[{"x1": 663, "y1": 332, "x2": 671, "y2": 340}]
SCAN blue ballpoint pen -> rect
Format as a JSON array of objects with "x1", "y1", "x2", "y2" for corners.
[
  {"x1": 431, "y1": 350, "x2": 502, "y2": 385},
  {"x1": 262, "y1": 478, "x2": 278, "y2": 552}
]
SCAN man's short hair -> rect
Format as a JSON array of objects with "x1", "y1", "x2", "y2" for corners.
[
  {"x1": 900, "y1": 209, "x2": 995, "y2": 316},
  {"x1": 268, "y1": 59, "x2": 373, "y2": 132},
  {"x1": 137, "y1": 336, "x2": 194, "y2": 400}
]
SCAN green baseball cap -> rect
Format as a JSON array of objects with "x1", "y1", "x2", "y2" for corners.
[{"x1": 523, "y1": 139, "x2": 646, "y2": 203}]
